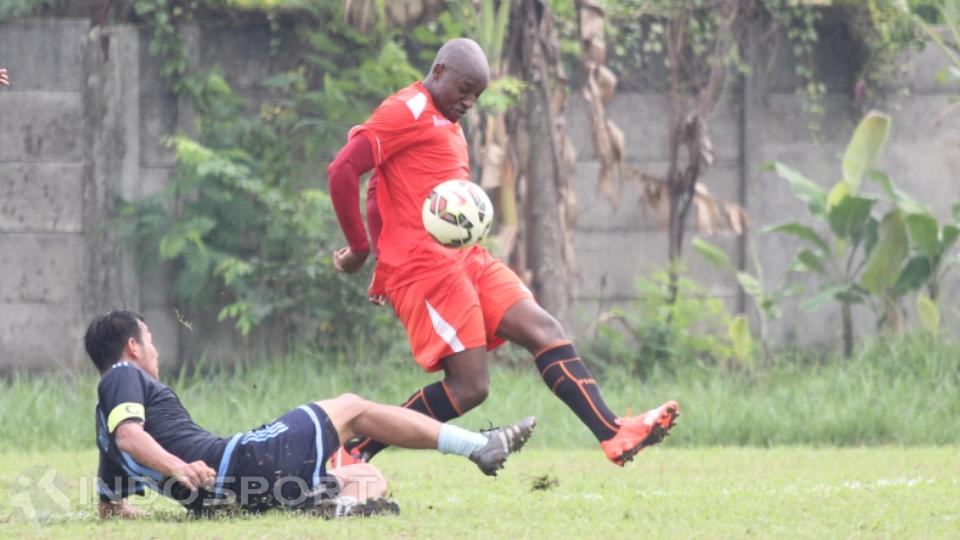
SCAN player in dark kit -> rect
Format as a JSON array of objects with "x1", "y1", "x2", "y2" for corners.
[
  {"x1": 326, "y1": 37, "x2": 679, "y2": 468},
  {"x1": 87, "y1": 310, "x2": 535, "y2": 519}
]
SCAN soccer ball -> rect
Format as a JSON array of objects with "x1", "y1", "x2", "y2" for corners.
[{"x1": 421, "y1": 179, "x2": 494, "y2": 248}]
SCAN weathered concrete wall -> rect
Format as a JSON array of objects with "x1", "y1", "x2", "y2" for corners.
[
  {"x1": 1, "y1": 16, "x2": 958, "y2": 370},
  {"x1": 567, "y1": 25, "x2": 960, "y2": 347}
]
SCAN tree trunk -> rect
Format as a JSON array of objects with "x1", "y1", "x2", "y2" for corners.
[{"x1": 519, "y1": 0, "x2": 570, "y2": 325}]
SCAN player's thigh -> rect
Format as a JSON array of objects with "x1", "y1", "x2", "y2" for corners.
[
  {"x1": 315, "y1": 393, "x2": 371, "y2": 443},
  {"x1": 387, "y1": 272, "x2": 486, "y2": 372},
  {"x1": 468, "y1": 249, "x2": 534, "y2": 346}
]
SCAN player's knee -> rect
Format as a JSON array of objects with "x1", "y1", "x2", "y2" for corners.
[
  {"x1": 456, "y1": 379, "x2": 489, "y2": 411},
  {"x1": 532, "y1": 310, "x2": 567, "y2": 344},
  {"x1": 332, "y1": 392, "x2": 370, "y2": 412}
]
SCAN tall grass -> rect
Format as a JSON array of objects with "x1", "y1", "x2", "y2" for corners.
[{"x1": 1, "y1": 334, "x2": 958, "y2": 451}]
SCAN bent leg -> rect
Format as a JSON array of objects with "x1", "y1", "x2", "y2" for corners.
[
  {"x1": 345, "y1": 268, "x2": 491, "y2": 460},
  {"x1": 318, "y1": 393, "x2": 441, "y2": 450},
  {"x1": 498, "y1": 299, "x2": 621, "y2": 442}
]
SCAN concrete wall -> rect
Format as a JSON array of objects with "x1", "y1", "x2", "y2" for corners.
[{"x1": 1, "y1": 17, "x2": 958, "y2": 369}]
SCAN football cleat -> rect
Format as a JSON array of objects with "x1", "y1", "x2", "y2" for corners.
[
  {"x1": 327, "y1": 446, "x2": 366, "y2": 470},
  {"x1": 469, "y1": 416, "x2": 537, "y2": 476},
  {"x1": 312, "y1": 496, "x2": 400, "y2": 519},
  {"x1": 601, "y1": 400, "x2": 680, "y2": 466}
]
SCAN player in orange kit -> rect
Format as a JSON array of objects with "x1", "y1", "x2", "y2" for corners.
[{"x1": 326, "y1": 38, "x2": 678, "y2": 467}]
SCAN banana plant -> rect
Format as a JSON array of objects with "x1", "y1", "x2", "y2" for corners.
[
  {"x1": 766, "y1": 111, "x2": 960, "y2": 356},
  {"x1": 693, "y1": 235, "x2": 804, "y2": 365}
]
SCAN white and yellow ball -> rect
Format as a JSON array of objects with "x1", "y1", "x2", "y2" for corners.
[{"x1": 421, "y1": 179, "x2": 494, "y2": 248}]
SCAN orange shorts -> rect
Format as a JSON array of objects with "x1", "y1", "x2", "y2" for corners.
[{"x1": 385, "y1": 249, "x2": 533, "y2": 372}]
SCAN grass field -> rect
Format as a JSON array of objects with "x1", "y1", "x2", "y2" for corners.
[
  {"x1": 2, "y1": 447, "x2": 958, "y2": 539},
  {"x1": 3, "y1": 334, "x2": 960, "y2": 451},
  {"x1": 1, "y1": 335, "x2": 959, "y2": 537}
]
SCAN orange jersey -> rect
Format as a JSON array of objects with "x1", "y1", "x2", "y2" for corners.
[{"x1": 349, "y1": 81, "x2": 473, "y2": 287}]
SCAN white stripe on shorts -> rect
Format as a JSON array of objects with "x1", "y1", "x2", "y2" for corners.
[{"x1": 425, "y1": 300, "x2": 466, "y2": 353}]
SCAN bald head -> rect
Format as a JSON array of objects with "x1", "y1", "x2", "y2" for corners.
[
  {"x1": 423, "y1": 38, "x2": 490, "y2": 123},
  {"x1": 431, "y1": 38, "x2": 490, "y2": 82}
]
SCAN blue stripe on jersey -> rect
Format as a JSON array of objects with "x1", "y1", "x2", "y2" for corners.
[
  {"x1": 297, "y1": 405, "x2": 324, "y2": 489},
  {"x1": 239, "y1": 421, "x2": 289, "y2": 445},
  {"x1": 120, "y1": 450, "x2": 164, "y2": 482},
  {"x1": 96, "y1": 407, "x2": 110, "y2": 451},
  {"x1": 215, "y1": 433, "x2": 242, "y2": 497}
]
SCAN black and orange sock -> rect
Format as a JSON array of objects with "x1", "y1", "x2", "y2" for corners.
[
  {"x1": 345, "y1": 380, "x2": 463, "y2": 460},
  {"x1": 536, "y1": 342, "x2": 620, "y2": 441}
]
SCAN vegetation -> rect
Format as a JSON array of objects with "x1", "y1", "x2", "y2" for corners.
[
  {"x1": 765, "y1": 111, "x2": 960, "y2": 356},
  {"x1": 910, "y1": 0, "x2": 960, "y2": 121},
  {"x1": 3, "y1": 333, "x2": 958, "y2": 451}
]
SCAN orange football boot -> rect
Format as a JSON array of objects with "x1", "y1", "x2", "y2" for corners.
[
  {"x1": 601, "y1": 400, "x2": 680, "y2": 466},
  {"x1": 327, "y1": 446, "x2": 365, "y2": 470}
]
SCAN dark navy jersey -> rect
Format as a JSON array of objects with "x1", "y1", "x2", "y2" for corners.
[{"x1": 95, "y1": 362, "x2": 228, "y2": 501}]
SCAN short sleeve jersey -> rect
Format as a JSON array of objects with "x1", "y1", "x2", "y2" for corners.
[
  {"x1": 95, "y1": 362, "x2": 227, "y2": 501},
  {"x1": 349, "y1": 81, "x2": 473, "y2": 285}
]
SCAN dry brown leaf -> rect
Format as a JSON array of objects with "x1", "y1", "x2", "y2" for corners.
[
  {"x1": 695, "y1": 197, "x2": 715, "y2": 236},
  {"x1": 496, "y1": 225, "x2": 518, "y2": 261},
  {"x1": 657, "y1": 186, "x2": 671, "y2": 228},
  {"x1": 596, "y1": 64, "x2": 617, "y2": 105},
  {"x1": 561, "y1": 133, "x2": 577, "y2": 175},
  {"x1": 726, "y1": 204, "x2": 749, "y2": 234},
  {"x1": 598, "y1": 165, "x2": 618, "y2": 208},
  {"x1": 579, "y1": 4, "x2": 605, "y2": 42},
  {"x1": 699, "y1": 124, "x2": 715, "y2": 167},
  {"x1": 385, "y1": 0, "x2": 424, "y2": 27},
  {"x1": 584, "y1": 38, "x2": 606, "y2": 66},
  {"x1": 480, "y1": 143, "x2": 505, "y2": 189},
  {"x1": 606, "y1": 119, "x2": 624, "y2": 164},
  {"x1": 565, "y1": 185, "x2": 579, "y2": 227}
]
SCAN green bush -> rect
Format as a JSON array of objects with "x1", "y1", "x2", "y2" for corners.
[
  {"x1": 583, "y1": 270, "x2": 735, "y2": 379},
  {"x1": 118, "y1": 1, "x2": 425, "y2": 350}
]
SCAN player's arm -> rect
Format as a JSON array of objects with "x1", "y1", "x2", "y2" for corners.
[
  {"x1": 366, "y1": 173, "x2": 382, "y2": 257},
  {"x1": 96, "y1": 450, "x2": 149, "y2": 520},
  {"x1": 328, "y1": 135, "x2": 376, "y2": 273},
  {"x1": 114, "y1": 421, "x2": 216, "y2": 492}
]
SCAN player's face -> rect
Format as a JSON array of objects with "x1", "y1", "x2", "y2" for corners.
[
  {"x1": 132, "y1": 320, "x2": 160, "y2": 378},
  {"x1": 432, "y1": 63, "x2": 487, "y2": 123}
]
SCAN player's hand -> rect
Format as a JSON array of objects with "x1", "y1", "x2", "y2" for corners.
[
  {"x1": 0, "y1": 69, "x2": 9, "y2": 86},
  {"x1": 98, "y1": 499, "x2": 149, "y2": 519},
  {"x1": 367, "y1": 268, "x2": 387, "y2": 306},
  {"x1": 171, "y1": 460, "x2": 216, "y2": 492},
  {"x1": 333, "y1": 246, "x2": 368, "y2": 273}
]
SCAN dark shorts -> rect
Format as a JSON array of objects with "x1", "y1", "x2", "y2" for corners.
[{"x1": 216, "y1": 403, "x2": 341, "y2": 511}]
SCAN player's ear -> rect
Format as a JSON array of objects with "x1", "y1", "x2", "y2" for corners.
[
  {"x1": 432, "y1": 62, "x2": 446, "y2": 79},
  {"x1": 125, "y1": 336, "x2": 142, "y2": 360}
]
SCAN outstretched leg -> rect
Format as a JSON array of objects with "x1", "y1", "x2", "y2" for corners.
[
  {"x1": 318, "y1": 393, "x2": 534, "y2": 476},
  {"x1": 497, "y1": 299, "x2": 679, "y2": 465},
  {"x1": 343, "y1": 347, "x2": 489, "y2": 460}
]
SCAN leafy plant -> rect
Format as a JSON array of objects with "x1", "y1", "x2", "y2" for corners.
[
  {"x1": 118, "y1": 1, "x2": 425, "y2": 350},
  {"x1": 909, "y1": 0, "x2": 960, "y2": 121},
  {"x1": 693, "y1": 236, "x2": 804, "y2": 364},
  {"x1": 766, "y1": 110, "x2": 960, "y2": 356},
  {"x1": 586, "y1": 269, "x2": 737, "y2": 378}
]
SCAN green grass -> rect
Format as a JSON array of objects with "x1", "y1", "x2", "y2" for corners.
[
  {"x1": 1, "y1": 448, "x2": 958, "y2": 538},
  {"x1": 2, "y1": 334, "x2": 959, "y2": 450}
]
